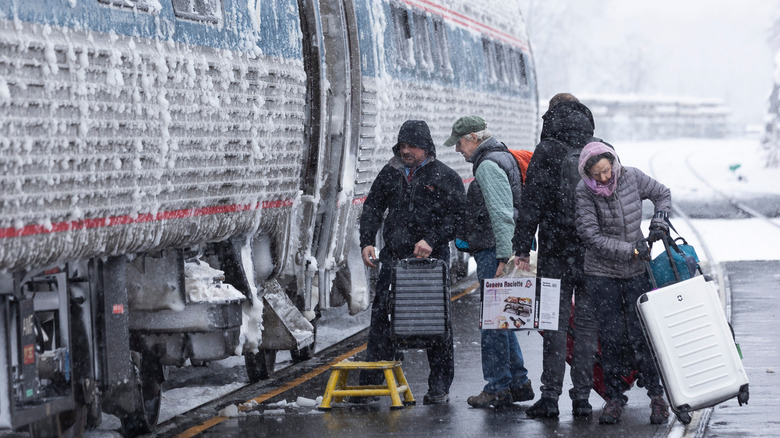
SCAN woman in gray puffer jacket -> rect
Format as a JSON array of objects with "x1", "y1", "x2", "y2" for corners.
[{"x1": 574, "y1": 141, "x2": 671, "y2": 426}]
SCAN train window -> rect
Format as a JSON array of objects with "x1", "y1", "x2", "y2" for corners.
[
  {"x1": 516, "y1": 51, "x2": 528, "y2": 88},
  {"x1": 390, "y1": 4, "x2": 414, "y2": 67},
  {"x1": 508, "y1": 49, "x2": 528, "y2": 89},
  {"x1": 494, "y1": 43, "x2": 508, "y2": 85},
  {"x1": 172, "y1": 0, "x2": 223, "y2": 24},
  {"x1": 412, "y1": 12, "x2": 433, "y2": 72},
  {"x1": 481, "y1": 38, "x2": 497, "y2": 84},
  {"x1": 431, "y1": 19, "x2": 452, "y2": 74},
  {"x1": 97, "y1": 0, "x2": 156, "y2": 12}
]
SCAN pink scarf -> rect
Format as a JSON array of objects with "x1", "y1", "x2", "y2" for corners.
[{"x1": 578, "y1": 142, "x2": 621, "y2": 197}]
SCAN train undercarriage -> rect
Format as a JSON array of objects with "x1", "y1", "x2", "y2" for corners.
[{"x1": 0, "y1": 235, "x2": 325, "y2": 436}]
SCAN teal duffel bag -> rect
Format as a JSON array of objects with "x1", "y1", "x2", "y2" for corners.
[{"x1": 649, "y1": 236, "x2": 701, "y2": 288}]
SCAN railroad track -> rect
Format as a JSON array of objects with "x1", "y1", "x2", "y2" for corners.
[
  {"x1": 646, "y1": 144, "x2": 780, "y2": 438},
  {"x1": 647, "y1": 145, "x2": 780, "y2": 304}
]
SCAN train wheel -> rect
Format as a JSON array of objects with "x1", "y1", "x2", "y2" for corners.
[
  {"x1": 85, "y1": 395, "x2": 102, "y2": 429},
  {"x1": 245, "y1": 349, "x2": 277, "y2": 382},
  {"x1": 28, "y1": 406, "x2": 86, "y2": 438},
  {"x1": 121, "y1": 354, "x2": 163, "y2": 436}
]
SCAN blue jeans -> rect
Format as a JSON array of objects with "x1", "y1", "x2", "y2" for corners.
[{"x1": 474, "y1": 248, "x2": 530, "y2": 393}]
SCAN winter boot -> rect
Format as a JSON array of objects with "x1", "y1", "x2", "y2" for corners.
[
  {"x1": 467, "y1": 389, "x2": 513, "y2": 408},
  {"x1": 423, "y1": 390, "x2": 450, "y2": 405},
  {"x1": 572, "y1": 399, "x2": 593, "y2": 417},
  {"x1": 510, "y1": 381, "x2": 535, "y2": 403},
  {"x1": 598, "y1": 399, "x2": 625, "y2": 425},
  {"x1": 650, "y1": 395, "x2": 670, "y2": 424},
  {"x1": 526, "y1": 396, "x2": 559, "y2": 418}
]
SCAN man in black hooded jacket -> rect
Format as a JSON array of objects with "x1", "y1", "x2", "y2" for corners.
[
  {"x1": 513, "y1": 94, "x2": 601, "y2": 418},
  {"x1": 358, "y1": 120, "x2": 465, "y2": 405}
]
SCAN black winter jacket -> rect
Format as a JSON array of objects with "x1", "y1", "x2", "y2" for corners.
[
  {"x1": 512, "y1": 101, "x2": 596, "y2": 272},
  {"x1": 360, "y1": 156, "x2": 466, "y2": 262}
]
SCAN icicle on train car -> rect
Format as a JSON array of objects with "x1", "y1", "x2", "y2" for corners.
[{"x1": 0, "y1": 0, "x2": 538, "y2": 435}]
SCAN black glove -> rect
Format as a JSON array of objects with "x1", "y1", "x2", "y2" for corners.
[
  {"x1": 648, "y1": 223, "x2": 669, "y2": 243},
  {"x1": 634, "y1": 239, "x2": 651, "y2": 261}
]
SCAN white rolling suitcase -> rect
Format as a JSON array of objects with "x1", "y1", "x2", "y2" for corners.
[{"x1": 637, "y1": 274, "x2": 749, "y2": 424}]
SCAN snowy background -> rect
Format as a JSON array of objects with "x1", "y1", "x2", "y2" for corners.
[{"x1": 520, "y1": 0, "x2": 778, "y2": 129}]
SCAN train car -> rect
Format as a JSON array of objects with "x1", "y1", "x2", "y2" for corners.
[{"x1": 0, "y1": 0, "x2": 538, "y2": 435}]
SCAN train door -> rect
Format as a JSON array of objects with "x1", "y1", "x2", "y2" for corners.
[
  {"x1": 316, "y1": 0, "x2": 365, "y2": 312},
  {"x1": 296, "y1": 0, "x2": 365, "y2": 317},
  {"x1": 294, "y1": 0, "x2": 326, "y2": 317}
]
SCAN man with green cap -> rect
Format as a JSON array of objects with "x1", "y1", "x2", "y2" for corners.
[{"x1": 445, "y1": 116, "x2": 534, "y2": 408}]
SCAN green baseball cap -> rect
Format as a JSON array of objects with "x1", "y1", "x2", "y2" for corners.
[{"x1": 443, "y1": 116, "x2": 487, "y2": 146}]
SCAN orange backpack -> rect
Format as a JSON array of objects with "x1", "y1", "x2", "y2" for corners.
[{"x1": 508, "y1": 149, "x2": 533, "y2": 184}]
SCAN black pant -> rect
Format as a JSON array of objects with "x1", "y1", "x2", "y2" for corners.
[
  {"x1": 358, "y1": 260, "x2": 454, "y2": 395},
  {"x1": 536, "y1": 255, "x2": 598, "y2": 401},
  {"x1": 587, "y1": 273, "x2": 664, "y2": 402}
]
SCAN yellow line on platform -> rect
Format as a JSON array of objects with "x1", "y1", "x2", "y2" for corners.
[
  {"x1": 174, "y1": 345, "x2": 367, "y2": 438},
  {"x1": 175, "y1": 280, "x2": 478, "y2": 437},
  {"x1": 452, "y1": 281, "x2": 479, "y2": 301}
]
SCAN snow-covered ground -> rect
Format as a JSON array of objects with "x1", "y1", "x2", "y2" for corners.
[
  {"x1": 619, "y1": 137, "x2": 780, "y2": 262},
  {"x1": 619, "y1": 137, "x2": 780, "y2": 204},
  {"x1": 86, "y1": 136, "x2": 780, "y2": 436}
]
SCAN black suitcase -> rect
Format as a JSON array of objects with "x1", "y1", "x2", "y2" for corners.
[{"x1": 390, "y1": 258, "x2": 451, "y2": 349}]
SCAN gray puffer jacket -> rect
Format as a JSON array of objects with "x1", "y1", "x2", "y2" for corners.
[{"x1": 575, "y1": 166, "x2": 671, "y2": 278}]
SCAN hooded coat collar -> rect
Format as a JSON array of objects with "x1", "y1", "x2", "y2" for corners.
[{"x1": 540, "y1": 101, "x2": 595, "y2": 147}]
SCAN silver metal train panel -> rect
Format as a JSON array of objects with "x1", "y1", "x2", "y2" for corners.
[
  {"x1": 0, "y1": 19, "x2": 306, "y2": 273},
  {"x1": 354, "y1": 76, "x2": 538, "y2": 203}
]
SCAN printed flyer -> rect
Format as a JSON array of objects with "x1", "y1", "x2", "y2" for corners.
[{"x1": 480, "y1": 277, "x2": 561, "y2": 331}]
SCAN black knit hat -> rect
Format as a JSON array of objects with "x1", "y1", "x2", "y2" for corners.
[{"x1": 392, "y1": 120, "x2": 436, "y2": 158}]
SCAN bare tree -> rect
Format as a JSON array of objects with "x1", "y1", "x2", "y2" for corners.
[{"x1": 520, "y1": 0, "x2": 650, "y2": 101}]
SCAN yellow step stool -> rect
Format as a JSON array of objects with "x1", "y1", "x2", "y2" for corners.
[{"x1": 318, "y1": 360, "x2": 415, "y2": 410}]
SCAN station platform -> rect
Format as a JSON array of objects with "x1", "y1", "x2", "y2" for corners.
[{"x1": 150, "y1": 260, "x2": 777, "y2": 438}]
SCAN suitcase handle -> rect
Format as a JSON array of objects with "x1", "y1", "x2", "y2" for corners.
[{"x1": 399, "y1": 257, "x2": 438, "y2": 265}]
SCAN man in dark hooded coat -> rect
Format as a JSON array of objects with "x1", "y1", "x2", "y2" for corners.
[
  {"x1": 358, "y1": 120, "x2": 466, "y2": 404},
  {"x1": 512, "y1": 93, "x2": 601, "y2": 418}
]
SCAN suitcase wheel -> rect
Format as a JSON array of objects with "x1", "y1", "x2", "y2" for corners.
[
  {"x1": 676, "y1": 410, "x2": 692, "y2": 425},
  {"x1": 738, "y1": 385, "x2": 750, "y2": 406}
]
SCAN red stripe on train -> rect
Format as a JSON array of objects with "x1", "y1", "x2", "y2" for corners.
[
  {"x1": 0, "y1": 200, "x2": 294, "y2": 239},
  {"x1": 400, "y1": 0, "x2": 529, "y2": 51}
]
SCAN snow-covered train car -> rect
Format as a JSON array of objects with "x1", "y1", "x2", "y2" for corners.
[
  {"x1": 0, "y1": 0, "x2": 537, "y2": 435},
  {"x1": 0, "y1": 0, "x2": 313, "y2": 434},
  {"x1": 334, "y1": 0, "x2": 539, "y2": 281}
]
